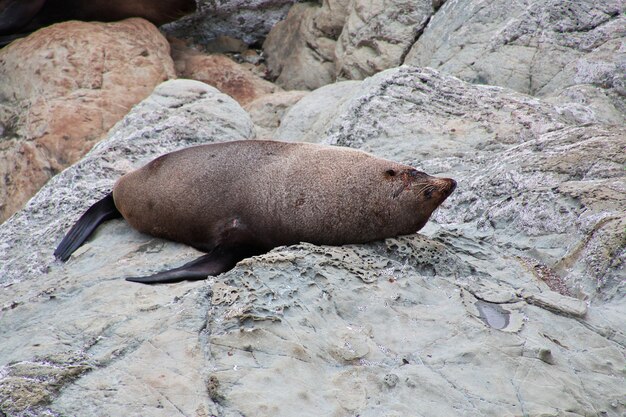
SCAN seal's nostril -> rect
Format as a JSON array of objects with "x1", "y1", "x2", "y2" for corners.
[{"x1": 449, "y1": 179, "x2": 457, "y2": 192}]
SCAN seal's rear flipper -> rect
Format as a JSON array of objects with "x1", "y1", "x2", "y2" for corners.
[
  {"x1": 54, "y1": 192, "x2": 122, "y2": 262},
  {"x1": 125, "y1": 246, "x2": 262, "y2": 284}
]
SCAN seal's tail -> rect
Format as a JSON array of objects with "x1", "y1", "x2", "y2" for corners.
[{"x1": 54, "y1": 192, "x2": 122, "y2": 262}]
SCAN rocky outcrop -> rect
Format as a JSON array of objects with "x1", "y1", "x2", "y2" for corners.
[
  {"x1": 334, "y1": 0, "x2": 433, "y2": 80},
  {"x1": 171, "y1": 41, "x2": 280, "y2": 106},
  {"x1": 1, "y1": 68, "x2": 623, "y2": 417},
  {"x1": 244, "y1": 90, "x2": 308, "y2": 138},
  {"x1": 0, "y1": 18, "x2": 175, "y2": 222},
  {"x1": 404, "y1": 0, "x2": 625, "y2": 124},
  {"x1": 162, "y1": 0, "x2": 298, "y2": 46},
  {"x1": 262, "y1": 0, "x2": 625, "y2": 132},
  {"x1": 405, "y1": 0, "x2": 624, "y2": 95},
  {"x1": 263, "y1": 0, "x2": 435, "y2": 90},
  {"x1": 263, "y1": 2, "x2": 338, "y2": 90},
  {"x1": 277, "y1": 66, "x2": 625, "y2": 302}
]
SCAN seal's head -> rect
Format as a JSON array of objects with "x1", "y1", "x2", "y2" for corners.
[{"x1": 376, "y1": 165, "x2": 456, "y2": 234}]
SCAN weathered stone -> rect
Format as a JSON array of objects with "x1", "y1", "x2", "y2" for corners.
[
  {"x1": 0, "y1": 18, "x2": 175, "y2": 222},
  {"x1": 1, "y1": 65, "x2": 624, "y2": 416},
  {"x1": 243, "y1": 90, "x2": 308, "y2": 138},
  {"x1": 404, "y1": 0, "x2": 625, "y2": 122},
  {"x1": 263, "y1": 2, "x2": 338, "y2": 90},
  {"x1": 335, "y1": 0, "x2": 433, "y2": 80},
  {"x1": 275, "y1": 80, "x2": 361, "y2": 141},
  {"x1": 171, "y1": 41, "x2": 280, "y2": 105},
  {"x1": 263, "y1": 0, "x2": 436, "y2": 90},
  {"x1": 162, "y1": 0, "x2": 298, "y2": 46},
  {"x1": 520, "y1": 289, "x2": 588, "y2": 318}
]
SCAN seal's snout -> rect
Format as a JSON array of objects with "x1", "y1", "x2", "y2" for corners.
[
  {"x1": 448, "y1": 178, "x2": 457, "y2": 193},
  {"x1": 439, "y1": 178, "x2": 456, "y2": 199}
]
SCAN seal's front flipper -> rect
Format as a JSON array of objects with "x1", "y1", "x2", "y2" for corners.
[
  {"x1": 125, "y1": 246, "x2": 263, "y2": 284},
  {"x1": 54, "y1": 192, "x2": 122, "y2": 262}
]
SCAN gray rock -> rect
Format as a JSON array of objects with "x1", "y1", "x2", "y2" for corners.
[
  {"x1": 0, "y1": 69, "x2": 624, "y2": 416},
  {"x1": 263, "y1": 0, "x2": 436, "y2": 90},
  {"x1": 335, "y1": 0, "x2": 433, "y2": 80},
  {"x1": 263, "y1": 2, "x2": 339, "y2": 90},
  {"x1": 276, "y1": 80, "x2": 361, "y2": 141},
  {"x1": 405, "y1": 0, "x2": 626, "y2": 123},
  {"x1": 279, "y1": 66, "x2": 625, "y2": 303},
  {"x1": 162, "y1": 0, "x2": 298, "y2": 46},
  {"x1": 244, "y1": 90, "x2": 309, "y2": 138}
]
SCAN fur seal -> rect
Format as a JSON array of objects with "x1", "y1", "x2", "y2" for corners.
[
  {"x1": 0, "y1": 0, "x2": 195, "y2": 46},
  {"x1": 54, "y1": 140, "x2": 457, "y2": 284}
]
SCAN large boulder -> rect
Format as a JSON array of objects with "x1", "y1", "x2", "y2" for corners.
[
  {"x1": 404, "y1": 0, "x2": 625, "y2": 123},
  {"x1": 334, "y1": 0, "x2": 433, "y2": 80},
  {"x1": 0, "y1": 18, "x2": 175, "y2": 222},
  {"x1": 0, "y1": 68, "x2": 623, "y2": 417},
  {"x1": 263, "y1": 0, "x2": 435, "y2": 90},
  {"x1": 162, "y1": 0, "x2": 298, "y2": 46},
  {"x1": 263, "y1": 2, "x2": 338, "y2": 90},
  {"x1": 278, "y1": 66, "x2": 625, "y2": 302},
  {"x1": 243, "y1": 90, "x2": 309, "y2": 138},
  {"x1": 171, "y1": 41, "x2": 280, "y2": 106}
]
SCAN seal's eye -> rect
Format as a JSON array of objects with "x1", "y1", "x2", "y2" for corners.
[
  {"x1": 385, "y1": 169, "x2": 397, "y2": 177},
  {"x1": 424, "y1": 189, "x2": 433, "y2": 198}
]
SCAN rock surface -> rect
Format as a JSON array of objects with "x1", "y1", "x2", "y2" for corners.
[
  {"x1": 334, "y1": 0, "x2": 432, "y2": 80},
  {"x1": 162, "y1": 0, "x2": 298, "y2": 46},
  {"x1": 1, "y1": 68, "x2": 624, "y2": 416},
  {"x1": 263, "y1": 0, "x2": 435, "y2": 90},
  {"x1": 401, "y1": 0, "x2": 626, "y2": 126},
  {"x1": 244, "y1": 90, "x2": 308, "y2": 138},
  {"x1": 263, "y1": 2, "x2": 338, "y2": 90},
  {"x1": 405, "y1": 0, "x2": 625, "y2": 101},
  {"x1": 262, "y1": 0, "x2": 626, "y2": 133},
  {"x1": 0, "y1": 18, "x2": 175, "y2": 222},
  {"x1": 171, "y1": 41, "x2": 280, "y2": 106}
]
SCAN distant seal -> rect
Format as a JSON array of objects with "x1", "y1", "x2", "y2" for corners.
[
  {"x1": 54, "y1": 140, "x2": 457, "y2": 284},
  {"x1": 0, "y1": 0, "x2": 195, "y2": 46}
]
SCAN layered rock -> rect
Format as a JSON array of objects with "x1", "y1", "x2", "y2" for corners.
[
  {"x1": 0, "y1": 68, "x2": 623, "y2": 417},
  {"x1": 162, "y1": 0, "x2": 298, "y2": 46},
  {"x1": 171, "y1": 41, "x2": 280, "y2": 106},
  {"x1": 405, "y1": 0, "x2": 625, "y2": 100},
  {"x1": 278, "y1": 66, "x2": 625, "y2": 302},
  {"x1": 263, "y1": 0, "x2": 435, "y2": 90},
  {"x1": 0, "y1": 18, "x2": 175, "y2": 222}
]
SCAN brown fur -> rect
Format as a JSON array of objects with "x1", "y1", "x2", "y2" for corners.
[{"x1": 113, "y1": 140, "x2": 456, "y2": 253}]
